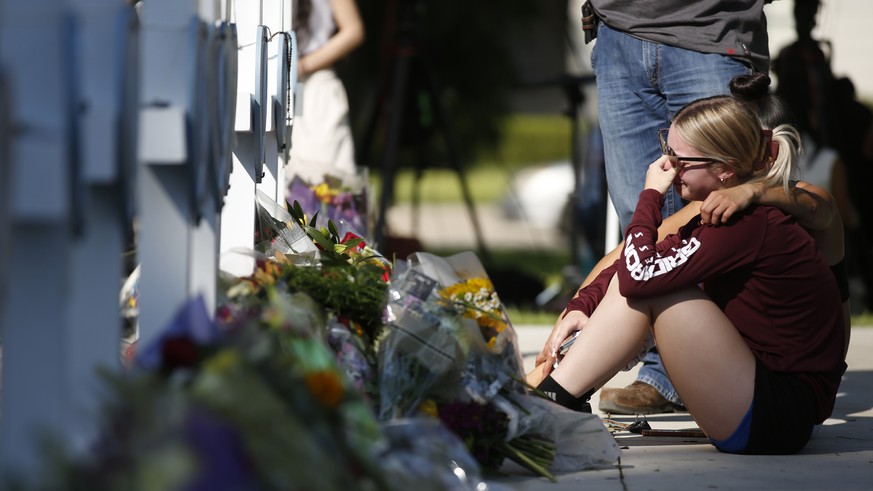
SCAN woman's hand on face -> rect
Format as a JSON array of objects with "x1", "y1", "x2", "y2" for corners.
[
  {"x1": 535, "y1": 310, "x2": 589, "y2": 378},
  {"x1": 644, "y1": 156, "x2": 678, "y2": 195},
  {"x1": 700, "y1": 183, "x2": 759, "y2": 225}
]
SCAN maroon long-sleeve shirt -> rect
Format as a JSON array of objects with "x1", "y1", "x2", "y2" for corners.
[{"x1": 568, "y1": 189, "x2": 846, "y2": 423}]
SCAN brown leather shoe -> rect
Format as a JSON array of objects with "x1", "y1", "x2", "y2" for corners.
[{"x1": 598, "y1": 381, "x2": 687, "y2": 415}]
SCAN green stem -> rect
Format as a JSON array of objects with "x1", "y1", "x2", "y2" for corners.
[
  {"x1": 509, "y1": 440, "x2": 555, "y2": 462},
  {"x1": 499, "y1": 441, "x2": 557, "y2": 483}
]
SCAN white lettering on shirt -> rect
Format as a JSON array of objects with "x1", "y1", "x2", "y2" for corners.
[{"x1": 625, "y1": 234, "x2": 701, "y2": 282}]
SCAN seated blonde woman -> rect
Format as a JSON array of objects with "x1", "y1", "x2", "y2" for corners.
[{"x1": 528, "y1": 88, "x2": 846, "y2": 455}]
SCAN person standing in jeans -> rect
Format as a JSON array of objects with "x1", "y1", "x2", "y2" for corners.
[{"x1": 584, "y1": 0, "x2": 773, "y2": 414}]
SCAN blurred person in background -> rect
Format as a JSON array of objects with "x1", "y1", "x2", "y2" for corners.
[
  {"x1": 774, "y1": 0, "x2": 873, "y2": 314},
  {"x1": 284, "y1": 0, "x2": 365, "y2": 186}
]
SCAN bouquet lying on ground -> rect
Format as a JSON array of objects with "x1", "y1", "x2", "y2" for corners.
[{"x1": 378, "y1": 252, "x2": 620, "y2": 481}]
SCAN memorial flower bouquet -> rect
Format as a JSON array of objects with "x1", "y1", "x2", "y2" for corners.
[
  {"x1": 376, "y1": 253, "x2": 559, "y2": 479},
  {"x1": 236, "y1": 194, "x2": 391, "y2": 341},
  {"x1": 377, "y1": 252, "x2": 621, "y2": 481},
  {"x1": 225, "y1": 201, "x2": 392, "y2": 405}
]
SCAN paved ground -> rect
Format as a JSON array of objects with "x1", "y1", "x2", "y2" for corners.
[{"x1": 493, "y1": 325, "x2": 873, "y2": 491}]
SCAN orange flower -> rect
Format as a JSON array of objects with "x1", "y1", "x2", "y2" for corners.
[{"x1": 304, "y1": 370, "x2": 345, "y2": 408}]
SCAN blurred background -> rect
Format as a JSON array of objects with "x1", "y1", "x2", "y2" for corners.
[{"x1": 331, "y1": 0, "x2": 873, "y2": 321}]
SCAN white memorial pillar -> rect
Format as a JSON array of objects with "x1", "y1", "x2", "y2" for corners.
[
  {"x1": 218, "y1": 0, "x2": 265, "y2": 277},
  {"x1": 204, "y1": 0, "x2": 239, "y2": 276},
  {"x1": 0, "y1": 0, "x2": 76, "y2": 477},
  {"x1": 0, "y1": 34, "x2": 9, "y2": 342},
  {"x1": 260, "y1": 0, "x2": 292, "y2": 204},
  {"x1": 137, "y1": 0, "x2": 212, "y2": 346},
  {"x1": 188, "y1": 0, "x2": 234, "y2": 317},
  {"x1": 63, "y1": 0, "x2": 139, "y2": 452}
]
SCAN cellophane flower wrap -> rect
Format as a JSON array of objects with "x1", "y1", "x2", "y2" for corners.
[
  {"x1": 16, "y1": 290, "x2": 491, "y2": 489},
  {"x1": 220, "y1": 218, "x2": 492, "y2": 490},
  {"x1": 378, "y1": 251, "x2": 620, "y2": 481},
  {"x1": 377, "y1": 252, "x2": 545, "y2": 478},
  {"x1": 254, "y1": 190, "x2": 320, "y2": 261}
]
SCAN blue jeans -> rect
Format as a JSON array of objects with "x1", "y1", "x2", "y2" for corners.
[{"x1": 592, "y1": 23, "x2": 752, "y2": 405}]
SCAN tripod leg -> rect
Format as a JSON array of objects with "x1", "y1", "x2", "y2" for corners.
[
  {"x1": 418, "y1": 59, "x2": 490, "y2": 260},
  {"x1": 373, "y1": 52, "x2": 412, "y2": 248},
  {"x1": 356, "y1": 90, "x2": 383, "y2": 170}
]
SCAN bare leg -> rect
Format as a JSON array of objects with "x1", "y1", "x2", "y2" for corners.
[
  {"x1": 641, "y1": 288, "x2": 755, "y2": 441},
  {"x1": 525, "y1": 362, "x2": 548, "y2": 387},
  {"x1": 549, "y1": 276, "x2": 652, "y2": 396},
  {"x1": 547, "y1": 276, "x2": 756, "y2": 441}
]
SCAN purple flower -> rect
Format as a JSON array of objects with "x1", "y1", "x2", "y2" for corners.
[
  {"x1": 437, "y1": 400, "x2": 509, "y2": 469},
  {"x1": 183, "y1": 407, "x2": 256, "y2": 491}
]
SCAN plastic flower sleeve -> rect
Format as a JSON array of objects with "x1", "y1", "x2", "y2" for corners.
[
  {"x1": 326, "y1": 315, "x2": 379, "y2": 406},
  {"x1": 506, "y1": 394, "x2": 621, "y2": 472},
  {"x1": 378, "y1": 268, "x2": 470, "y2": 420},
  {"x1": 379, "y1": 418, "x2": 491, "y2": 491},
  {"x1": 408, "y1": 251, "x2": 526, "y2": 393},
  {"x1": 254, "y1": 189, "x2": 319, "y2": 258}
]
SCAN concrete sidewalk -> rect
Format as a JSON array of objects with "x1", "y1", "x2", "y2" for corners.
[{"x1": 492, "y1": 326, "x2": 873, "y2": 490}]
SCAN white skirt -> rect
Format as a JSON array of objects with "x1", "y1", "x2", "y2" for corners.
[{"x1": 285, "y1": 68, "x2": 357, "y2": 185}]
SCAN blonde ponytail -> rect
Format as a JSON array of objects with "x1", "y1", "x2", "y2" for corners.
[{"x1": 752, "y1": 124, "x2": 801, "y2": 194}]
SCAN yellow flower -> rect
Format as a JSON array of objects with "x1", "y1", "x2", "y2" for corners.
[
  {"x1": 203, "y1": 349, "x2": 241, "y2": 374},
  {"x1": 419, "y1": 399, "x2": 439, "y2": 418},
  {"x1": 312, "y1": 183, "x2": 339, "y2": 204},
  {"x1": 304, "y1": 370, "x2": 345, "y2": 408},
  {"x1": 252, "y1": 260, "x2": 282, "y2": 287},
  {"x1": 438, "y1": 277, "x2": 511, "y2": 351}
]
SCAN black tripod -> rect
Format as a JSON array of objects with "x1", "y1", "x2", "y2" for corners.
[{"x1": 358, "y1": 0, "x2": 487, "y2": 258}]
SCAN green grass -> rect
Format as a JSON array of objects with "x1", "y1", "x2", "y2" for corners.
[
  {"x1": 369, "y1": 164, "x2": 513, "y2": 205},
  {"x1": 483, "y1": 114, "x2": 574, "y2": 166},
  {"x1": 368, "y1": 113, "x2": 574, "y2": 205},
  {"x1": 429, "y1": 247, "x2": 571, "y2": 290},
  {"x1": 852, "y1": 312, "x2": 873, "y2": 327},
  {"x1": 506, "y1": 308, "x2": 559, "y2": 326}
]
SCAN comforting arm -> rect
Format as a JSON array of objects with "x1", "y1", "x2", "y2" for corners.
[{"x1": 702, "y1": 180, "x2": 835, "y2": 230}]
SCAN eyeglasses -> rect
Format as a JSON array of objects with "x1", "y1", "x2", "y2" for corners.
[{"x1": 658, "y1": 129, "x2": 717, "y2": 167}]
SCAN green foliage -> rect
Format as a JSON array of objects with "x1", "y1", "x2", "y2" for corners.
[
  {"x1": 279, "y1": 263, "x2": 388, "y2": 342},
  {"x1": 286, "y1": 202, "x2": 391, "y2": 341}
]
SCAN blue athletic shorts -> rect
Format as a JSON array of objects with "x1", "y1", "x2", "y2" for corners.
[{"x1": 712, "y1": 358, "x2": 818, "y2": 454}]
